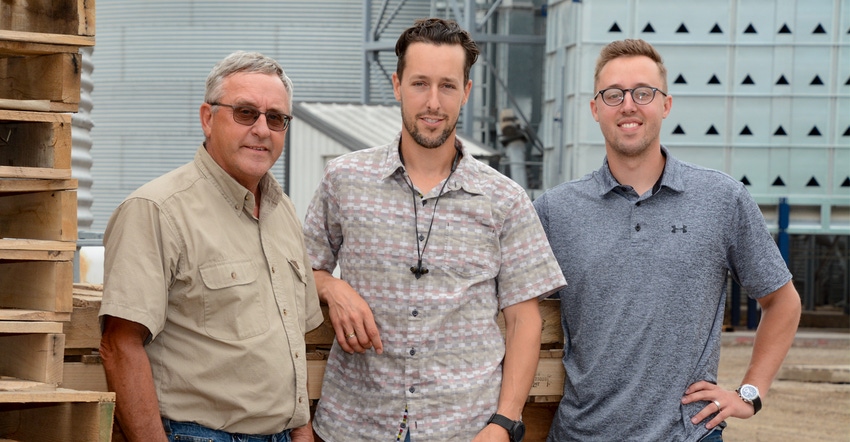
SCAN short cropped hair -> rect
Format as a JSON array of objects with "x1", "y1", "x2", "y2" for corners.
[
  {"x1": 594, "y1": 39, "x2": 667, "y2": 91},
  {"x1": 204, "y1": 51, "x2": 293, "y2": 109},
  {"x1": 395, "y1": 17, "x2": 480, "y2": 84}
]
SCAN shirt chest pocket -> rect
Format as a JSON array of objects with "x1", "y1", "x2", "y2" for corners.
[{"x1": 199, "y1": 259, "x2": 270, "y2": 340}]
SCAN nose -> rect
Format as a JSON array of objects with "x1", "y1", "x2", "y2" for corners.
[
  {"x1": 426, "y1": 85, "x2": 441, "y2": 110},
  {"x1": 251, "y1": 113, "x2": 272, "y2": 136},
  {"x1": 619, "y1": 91, "x2": 638, "y2": 112}
]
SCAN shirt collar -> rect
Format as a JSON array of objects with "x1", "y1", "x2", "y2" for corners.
[
  {"x1": 379, "y1": 133, "x2": 484, "y2": 196},
  {"x1": 195, "y1": 144, "x2": 282, "y2": 215},
  {"x1": 595, "y1": 145, "x2": 686, "y2": 197}
]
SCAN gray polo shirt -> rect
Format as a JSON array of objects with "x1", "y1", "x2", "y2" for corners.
[{"x1": 534, "y1": 147, "x2": 791, "y2": 441}]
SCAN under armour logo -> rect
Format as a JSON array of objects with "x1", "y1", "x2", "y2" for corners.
[{"x1": 671, "y1": 225, "x2": 688, "y2": 233}]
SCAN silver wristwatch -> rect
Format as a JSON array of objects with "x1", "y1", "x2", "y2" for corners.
[{"x1": 736, "y1": 384, "x2": 762, "y2": 414}]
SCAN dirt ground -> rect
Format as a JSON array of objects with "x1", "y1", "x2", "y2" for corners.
[{"x1": 718, "y1": 336, "x2": 850, "y2": 441}]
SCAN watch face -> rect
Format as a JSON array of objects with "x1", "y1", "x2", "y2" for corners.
[
  {"x1": 740, "y1": 384, "x2": 759, "y2": 400},
  {"x1": 513, "y1": 421, "x2": 526, "y2": 441}
]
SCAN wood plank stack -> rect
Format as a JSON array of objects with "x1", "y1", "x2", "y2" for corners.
[{"x1": 0, "y1": 2, "x2": 115, "y2": 441}]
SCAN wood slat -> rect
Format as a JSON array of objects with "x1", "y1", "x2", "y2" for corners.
[{"x1": 0, "y1": 178, "x2": 77, "y2": 193}]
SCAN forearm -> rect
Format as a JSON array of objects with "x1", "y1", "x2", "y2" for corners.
[
  {"x1": 100, "y1": 320, "x2": 167, "y2": 441},
  {"x1": 312, "y1": 269, "x2": 341, "y2": 304},
  {"x1": 744, "y1": 281, "x2": 802, "y2": 392},
  {"x1": 497, "y1": 300, "x2": 542, "y2": 419}
]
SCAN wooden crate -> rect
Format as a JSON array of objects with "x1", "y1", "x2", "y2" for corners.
[
  {"x1": 0, "y1": 378, "x2": 114, "y2": 442},
  {"x1": 0, "y1": 110, "x2": 73, "y2": 178},
  {"x1": 0, "y1": 51, "x2": 82, "y2": 113},
  {"x1": 0, "y1": 322, "x2": 64, "y2": 385},
  {"x1": 62, "y1": 285, "x2": 107, "y2": 392},
  {"x1": 63, "y1": 284, "x2": 102, "y2": 350},
  {"x1": 0, "y1": 260, "x2": 73, "y2": 321},
  {"x1": 0, "y1": 0, "x2": 95, "y2": 40},
  {"x1": 0, "y1": 190, "x2": 77, "y2": 242}
]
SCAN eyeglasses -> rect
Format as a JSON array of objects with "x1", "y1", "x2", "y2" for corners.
[
  {"x1": 594, "y1": 87, "x2": 667, "y2": 106},
  {"x1": 209, "y1": 102, "x2": 292, "y2": 131}
]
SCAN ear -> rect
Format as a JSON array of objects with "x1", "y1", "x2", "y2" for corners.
[
  {"x1": 392, "y1": 72, "x2": 402, "y2": 102},
  {"x1": 200, "y1": 103, "x2": 214, "y2": 138},
  {"x1": 461, "y1": 79, "x2": 472, "y2": 105},
  {"x1": 590, "y1": 98, "x2": 600, "y2": 122},
  {"x1": 661, "y1": 94, "x2": 672, "y2": 119}
]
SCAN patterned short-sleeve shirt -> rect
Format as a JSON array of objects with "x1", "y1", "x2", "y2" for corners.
[{"x1": 303, "y1": 136, "x2": 566, "y2": 441}]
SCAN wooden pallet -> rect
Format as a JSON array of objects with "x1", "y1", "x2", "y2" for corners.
[
  {"x1": 0, "y1": 241, "x2": 75, "y2": 322},
  {"x1": 0, "y1": 0, "x2": 95, "y2": 40},
  {"x1": 0, "y1": 322, "x2": 64, "y2": 385},
  {"x1": 0, "y1": 378, "x2": 114, "y2": 442},
  {"x1": 0, "y1": 50, "x2": 82, "y2": 113},
  {"x1": 0, "y1": 110, "x2": 73, "y2": 177}
]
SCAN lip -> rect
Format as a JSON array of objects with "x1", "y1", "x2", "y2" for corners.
[
  {"x1": 419, "y1": 115, "x2": 444, "y2": 127},
  {"x1": 243, "y1": 145, "x2": 270, "y2": 152},
  {"x1": 618, "y1": 120, "x2": 642, "y2": 131}
]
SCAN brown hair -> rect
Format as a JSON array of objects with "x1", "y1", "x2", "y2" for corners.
[
  {"x1": 395, "y1": 17, "x2": 480, "y2": 83},
  {"x1": 594, "y1": 39, "x2": 667, "y2": 91}
]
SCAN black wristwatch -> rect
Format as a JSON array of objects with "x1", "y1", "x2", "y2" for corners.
[
  {"x1": 487, "y1": 413, "x2": 525, "y2": 442},
  {"x1": 736, "y1": 384, "x2": 762, "y2": 415}
]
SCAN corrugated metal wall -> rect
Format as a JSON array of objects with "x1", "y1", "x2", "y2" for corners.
[{"x1": 90, "y1": 0, "x2": 431, "y2": 231}]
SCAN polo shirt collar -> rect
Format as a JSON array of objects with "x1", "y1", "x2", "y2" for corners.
[
  {"x1": 596, "y1": 145, "x2": 686, "y2": 197},
  {"x1": 380, "y1": 133, "x2": 484, "y2": 196}
]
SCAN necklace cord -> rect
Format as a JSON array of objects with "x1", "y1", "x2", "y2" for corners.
[{"x1": 403, "y1": 149, "x2": 460, "y2": 279}]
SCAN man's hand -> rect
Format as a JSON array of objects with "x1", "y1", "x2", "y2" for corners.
[
  {"x1": 471, "y1": 423, "x2": 511, "y2": 442},
  {"x1": 313, "y1": 270, "x2": 383, "y2": 354},
  {"x1": 290, "y1": 421, "x2": 314, "y2": 442},
  {"x1": 682, "y1": 380, "x2": 755, "y2": 429}
]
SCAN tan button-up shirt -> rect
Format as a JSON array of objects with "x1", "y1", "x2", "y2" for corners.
[{"x1": 100, "y1": 146, "x2": 323, "y2": 434}]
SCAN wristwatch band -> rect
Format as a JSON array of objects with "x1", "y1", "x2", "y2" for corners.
[{"x1": 487, "y1": 413, "x2": 524, "y2": 442}]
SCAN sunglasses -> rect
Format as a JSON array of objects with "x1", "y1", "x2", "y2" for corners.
[{"x1": 209, "y1": 102, "x2": 292, "y2": 132}]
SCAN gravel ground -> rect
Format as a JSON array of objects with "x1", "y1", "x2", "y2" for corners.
[{"x1": 718, "y1": 333, "x2": 850, "y2": 442}]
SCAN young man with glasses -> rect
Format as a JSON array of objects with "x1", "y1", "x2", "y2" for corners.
[
  {"x1": 302, "y1": 18, "x2": 565, "y2": 441},
  {"x1": 534, "y1": 39, "x2": 801, "y2": 441},
  {"x1": 99, "y1": 51, "x2": 323, "y2": 442}
]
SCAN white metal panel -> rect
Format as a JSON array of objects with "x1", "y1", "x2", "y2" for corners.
[{"x1": 542, "y1": 0, "x2": 850, "y2": 234}]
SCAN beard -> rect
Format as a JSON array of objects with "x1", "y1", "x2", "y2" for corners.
[{"x1": 401, "y1": 107, "x2": 456, "y2": 149}]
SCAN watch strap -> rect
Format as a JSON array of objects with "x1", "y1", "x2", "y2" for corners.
[{"x1": 487, "y1": 413, "x2": 519, "y2": 441}]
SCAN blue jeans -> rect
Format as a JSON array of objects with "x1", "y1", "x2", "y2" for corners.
[
  {"x1": 699, "y1": 428, "x2": 723, "y2": 442},
  {"x1": 162, "y1": 418, "x2": 291, "y2": 442}
]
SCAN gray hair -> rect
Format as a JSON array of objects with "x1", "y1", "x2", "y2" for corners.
[{"x1": 204, "y1": 51, "x2": 293, "y2": 110}]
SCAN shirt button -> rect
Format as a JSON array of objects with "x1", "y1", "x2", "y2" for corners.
[
  {"x1": 636, "y1": 201, "x2": 641, "y2": 207},
  {"x1": 231, "y1": 272, "x2": 237, "y2": 279},
  {"x1": 283, "y1": 309, "x2": 288, "y2": 316},
  {"x1": 272, "y1": 266, "x2": 276, "y2": 273},
  {"x1": 295, "y1": 352, "x2": 299, "y2": 358},
  {"x1": 244, "y1": 195, "x2": 250, "y2": 201},
  {"x1": 409, "y1": 386, "x2": 416, "y2": 393},
  {"x1": 298, "y1": 396, "x2": 303, "y2": 404},
  {"x1": 409, "y1": 348, "x2": 416, "y2": 356},
  {"x1": 411, "y1": 309, "x2": 419, "y2": 317},
  {"x1": 635, "y1": 224, "x2": 641, "y2": 232},
  {"x1": 418, "y1": 235, "x2": 425, "y2": 241}
]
